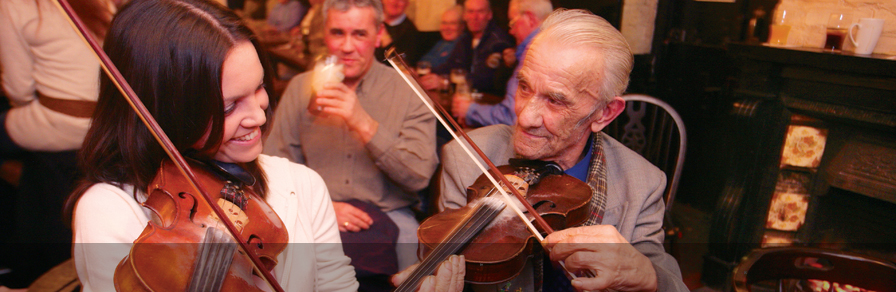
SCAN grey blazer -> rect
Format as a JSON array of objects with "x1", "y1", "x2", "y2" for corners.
[{"x1": 438, "y1": 125, "x2": 689, "y2": 292}]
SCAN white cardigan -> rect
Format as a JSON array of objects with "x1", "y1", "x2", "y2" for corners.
[
  {"x1": 73, "y1": 155, "x2": 359, "y2": 291},
  {"x1": 0, "y1": 0, "x2": 100, "y2": 151}
]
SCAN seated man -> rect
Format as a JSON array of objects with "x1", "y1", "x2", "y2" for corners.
[
  {"x1": 374, "y1": 0, "x2": 426, "y2": 65},
  {"x1": 420, "y1": 0, "x2": 513, "y2": 97},
  {"x1": 437, "y1": 9, "x2": 690, "y2": 292},
  {"x1": 418, "y1": 5, "x2": 464, "y2": 68},
  {"x1": 264, "y1": 0, "x2": 438, "y2": 286},
  {"x1": 451, "y1": 0, "x2": 551, "y2": 127}
]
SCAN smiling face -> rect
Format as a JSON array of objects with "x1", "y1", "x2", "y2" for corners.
[
  {"x1": 440, "y1": 7, "x2": 463, "y2": 41},
  {"x1": 512, "y1": 41, "x2": 609, "y2": 169},
  {"x1": 214, "y1": 41, "x2": 269, "y2": 163},
  {"x1": 324, "y1": 6, "x2": 382, "y2": 84}
]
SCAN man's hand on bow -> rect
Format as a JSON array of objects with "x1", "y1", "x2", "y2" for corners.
[{"x1": 544, "y1": 225, "x2": 658, "y2": 292}]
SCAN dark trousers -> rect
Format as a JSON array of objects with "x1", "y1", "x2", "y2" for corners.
[{"x1": 0, "y1": 111, "x2": 78, "y2": 288}]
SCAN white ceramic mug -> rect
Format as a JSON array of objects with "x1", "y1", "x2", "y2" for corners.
[{"x1": 848, "y1": 18, "x2": 884, "y2": 55}]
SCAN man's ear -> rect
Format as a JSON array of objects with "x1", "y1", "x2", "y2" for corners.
[
  {"x1": 591, "y1": 96, "x2": 625, "y2": 132},
  {"x1": 523, "y1": 11, "x2": 537, "y2": 27}
]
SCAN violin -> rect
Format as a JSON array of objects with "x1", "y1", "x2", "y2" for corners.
[
  {"x1": 417, "y1": 160, "x2": 592, "y2": 284},
  {"x1": 113, "y1": 159, "x2": 288, "y2": 291},
  {"x1": 385, "y1": 49, "x2": 597, "y2": 289},
  {"x1": 51, "y1": 0, "x2": 286, "y2": 291}
]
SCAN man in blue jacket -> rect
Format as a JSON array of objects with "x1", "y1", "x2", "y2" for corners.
[{"x1": 420, "y1": 0, "x2": 513, "y2": 97}]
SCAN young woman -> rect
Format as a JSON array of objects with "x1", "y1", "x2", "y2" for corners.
[{"x1": 67, "y1": 0, "x2": 462, "y2": 291}]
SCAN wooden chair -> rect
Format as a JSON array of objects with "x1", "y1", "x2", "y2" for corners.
[
  {"x1": 602, "y1": 94, "x2": 687, "y2": 257},
  {"x1": 732, "y1": 247, "x2": 896, "y2": 292}
]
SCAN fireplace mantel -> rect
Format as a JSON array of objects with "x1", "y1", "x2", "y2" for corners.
[{"x1": 701, "y1": 43, "x2": 896, "y2": 290}]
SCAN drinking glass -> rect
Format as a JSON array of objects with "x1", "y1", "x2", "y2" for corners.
[
  {"x1": 450, "y1": 68, "x2": 467, "y2": 85},
  {"x1": 449, "y1": 68, "x2": 467, "y2": 94},
  {"x1": 825, "y1": 13, "x2": 852, "y2": 52},
  {"x1": 768, "y1": 9, "x2": 794, "y2": 45},
  {"x1": 416, "y1": 61, "x2": 432, "y2": 76}
]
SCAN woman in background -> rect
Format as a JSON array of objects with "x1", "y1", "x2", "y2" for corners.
[{"x1": 0, "y1": 0, "x2": 114, "y2": 287}]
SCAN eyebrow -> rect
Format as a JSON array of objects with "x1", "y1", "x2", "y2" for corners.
[
  {"x1": 517, "y1": 72, "x2": 571, "y2": 104},
  {"x1": 547, "y1": 92, "x2": 569, "y2": 104},
  {"x1": 224, "y1": 80, "x2": 264, "y2": 101},
  {"x1": 328, "y1": 28, "x2": 371, "y2": 35}
]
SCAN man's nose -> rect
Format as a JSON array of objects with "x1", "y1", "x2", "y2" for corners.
[
  {"x1": 340, "y1": 35, "x2": 354, "y2": 52},
  {"x1": 516, "y1": 99, "x2": 543, "y2": 128}
]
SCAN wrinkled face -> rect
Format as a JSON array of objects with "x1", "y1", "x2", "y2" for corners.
[
  {"x1": 382, "y1": 0, "x2": 408, "y2": 20},
  {"x1": 324, "y1": 7, "x2": 382, "y2": 82},
  {"x1": 512, "y1": 41, "x2": 604, "y2": 167},
  {"x1": 463, "y1": 0, "x2": 492, "y2": 35},
  {"x1": 440, "y1": 9, "x2": 463, "y2": 41},
  {"x1": 216, "y1": 41, "x2": 269, "y2": 163}
]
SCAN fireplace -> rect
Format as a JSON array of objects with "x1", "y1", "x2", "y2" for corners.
[{"x1": 701, "y1": 43, "x2": 896, "y2": 290}]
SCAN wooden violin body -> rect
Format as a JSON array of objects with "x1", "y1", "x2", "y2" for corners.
[
  {"x1": 417, "y1": 163, "x2": 592, "y2": 284},
  {"x1": 113, "y1": 160, "x2": 288, "y2": 291}
]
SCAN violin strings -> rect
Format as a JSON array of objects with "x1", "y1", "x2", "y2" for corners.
[
  {"x1": 188, "y1": 227, "x2": 237, "y2": 292},
  {"x1": 395, "y1": 203, "x2": 487, "y2": 292},
  {"x1": 399, "y1": 199, "x2": 502, "y2": 291},
  {"x1": 395, "y1": 198, "x2": 505, "y2": 292}
]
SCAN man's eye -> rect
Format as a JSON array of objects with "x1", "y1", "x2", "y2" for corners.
[{"x1": 518, "y1": 83, "x2": 531, "y2": 94}]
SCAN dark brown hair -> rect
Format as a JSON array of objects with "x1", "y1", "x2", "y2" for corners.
[{"x1": 66, "y1": 0, "x2": 276, "y2": 218}]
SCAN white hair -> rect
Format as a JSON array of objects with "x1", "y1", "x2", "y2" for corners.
[
  {"x1": 536, "y1": 9, "x2": 633, "y2": 103},
  {"x1": 510, "y1": 0, "x2": 552, "y2": 21}
]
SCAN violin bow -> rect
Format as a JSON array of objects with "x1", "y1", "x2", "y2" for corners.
[
  {"x1": 386, "y1": 50, "x2": 596, "y2": 281},
  {"x1": 51, "y1": 1, "x2": 285, "y2": 291}
]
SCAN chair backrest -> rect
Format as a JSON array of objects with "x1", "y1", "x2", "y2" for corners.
[
  {"x1": 602, "y1": 94, "x2": 686, "y2": 213},
  {"x1": 733, "y1": 247, "x2": 896, "y2": 292}
]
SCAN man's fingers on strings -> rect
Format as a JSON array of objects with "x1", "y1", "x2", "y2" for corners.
[{"x1": 390, "y1": 263, "x2": 419, "y2": 287}]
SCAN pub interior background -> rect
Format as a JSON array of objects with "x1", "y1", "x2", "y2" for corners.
[{"x1": 2, "y1": 0, "x2": 895, "y2": 290}]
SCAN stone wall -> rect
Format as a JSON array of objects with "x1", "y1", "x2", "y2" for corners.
[
  {"x1": 621, "y1": 0, "x2": 658, "y2": 54},
  {"x1": 775, "y1": 0, "x2": 896, "y2": 55}
]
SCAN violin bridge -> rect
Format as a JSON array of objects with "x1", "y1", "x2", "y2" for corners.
[
  {"x1": 215, "y1": 198, "x2": 249, "y2": 232},
  {"x1": 501, "y1": 174, "x2": 529, "y2": 197}
]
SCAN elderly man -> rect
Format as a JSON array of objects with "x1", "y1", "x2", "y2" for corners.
[
  {"x1": 451, "y1": 0, "x2": 551, "y2": 128},
  {"x1": 265, "y1": 0, "x2": 437, "y2": 279},
  {"x1": 418, "y1": 5, "x2": 464, "y2": 68},
  {"x1": 421, "y1": 0, "x2": 513, "y2": 96},
  {"x1": 437, "y1": 9, "x2": 690, "y2": 292}
]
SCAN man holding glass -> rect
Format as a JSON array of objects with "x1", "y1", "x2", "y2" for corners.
[{"x1": 264, "y1": 0, "x2": 438, "y2": 285}]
